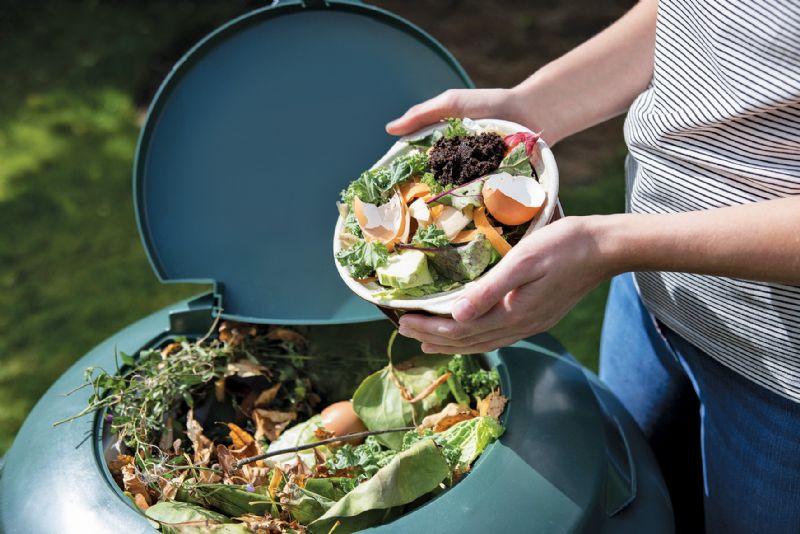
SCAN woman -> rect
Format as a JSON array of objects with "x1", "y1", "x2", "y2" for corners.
[{"x1": 388, "y1": 1, "x2": 800, "y2": 532}]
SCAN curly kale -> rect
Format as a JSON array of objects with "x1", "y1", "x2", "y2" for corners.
[
  {"x1": 335, "y1": 240, "x2": 388, "y2": 279},
  {"x1": 341, "y1": 151, "x2": 428, "y2": 206},
  {"x1": 326, "y1": 436, "x2": 397, "y2": 481},
  {"x1": 411, "y1": 225, "x2": 450, "y2": 248},
  {"x1": 442, "y1": 355, "x2": 500, "y2": 401}
]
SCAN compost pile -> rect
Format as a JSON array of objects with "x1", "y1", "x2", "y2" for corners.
[
  {"x1": 336, "y1": 118, "x2": 545, "y2": 299},
  {"x1": 73, "y1": 321, "x2": 507, "y2": 533}
]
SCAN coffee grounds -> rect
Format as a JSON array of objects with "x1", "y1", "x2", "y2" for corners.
[{"x1": 429, "y1": 132, "x2": 506, "y2": 186}]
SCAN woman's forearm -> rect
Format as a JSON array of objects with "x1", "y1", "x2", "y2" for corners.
[
  {"x1": 594, "y1": 196, "x2": 800, "y2": 285},
  {"x1": 512, "y1": 0, "x2": 658, "y2": 145}
]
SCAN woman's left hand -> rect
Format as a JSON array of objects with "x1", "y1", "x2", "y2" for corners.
[{"x1": 398, "y1": 216, "x2": 617, "y2": 353}]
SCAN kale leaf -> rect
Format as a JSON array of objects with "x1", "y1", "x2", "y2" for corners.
[
  {"x1": 325, "y1": 435, "x2": 398, "y2": 481},
  {"x1": 443, "y1": 354, "x2": 500, "y2": 400},
  {"x1": 335, "y1": 240, "x2": 388, "y2": 279},
  {"x1": 411, "y1": 225, "x2": 450, "y2": 248},
  {"x1": 341, "y1": 151, "x2": 428, "y2": 206},
  {"x1": 444, "y1": 117, "x2": 470, "y2": 139}
]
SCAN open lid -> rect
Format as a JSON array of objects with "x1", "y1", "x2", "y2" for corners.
[{"x1": 134, "y1": 0, "x2": 471, "y2": 324}]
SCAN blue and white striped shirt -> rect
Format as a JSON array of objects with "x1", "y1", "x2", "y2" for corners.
[{"x1": 625, "y1": 0, "x2": 800, "y2": 401}]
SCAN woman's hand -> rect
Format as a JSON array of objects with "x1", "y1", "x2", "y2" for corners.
[
  {"x1": 386, "y1": 88, "x2": 533, "y2": 136},
  {"x1": 398, "y1": 216, "x2": 617, "y2": 353}
]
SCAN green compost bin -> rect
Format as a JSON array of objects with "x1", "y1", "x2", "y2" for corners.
[{"x1": 0, "y1": 2, "x2": 674, "y2": 532}]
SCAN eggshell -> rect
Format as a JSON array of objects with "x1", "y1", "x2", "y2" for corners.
[
  {"x1": 353, "y1": 193, "x2": 408, "y2": 251},
  {"x1": 320, "y1": 400, "x2": 368, "y2": 445},
  {"x1": 482, "y1": 172, "x2": 546, "y2": 226}
]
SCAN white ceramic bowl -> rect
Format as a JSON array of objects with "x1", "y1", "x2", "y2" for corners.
[{"x1": 333, "y1": 118, "x2": 559, "y2": 316}]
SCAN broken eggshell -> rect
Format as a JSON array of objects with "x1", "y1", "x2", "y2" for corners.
[
  {"x1": 483, "y1": 172, "x2": 546, "y2": 226},
  {"x1": 333, "y1": 117, "x2": 560, "y2": 315}
]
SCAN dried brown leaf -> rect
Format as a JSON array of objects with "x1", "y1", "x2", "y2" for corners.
[
  {"x1": 186, "y1": 409, "x2": 213, "y2": 467},
  {"x1": 236, "y1": 513, "x2": 307, "y2": 534},
  {"x1": 254, "y1": 383, "x2": 282, "y2": 408},
  {"x1": 122, "y1": 464, "x2": 152, "y2": 507},
  {"x1": 198, "y1": 468, "x2": 222, "y2": 484},
  {"x1": 133, "y1": 493, "x2": 150, "y2": 511},
  {"x1": 242, "y1": 465, "x2": 273, "y2": 486},
  {"x1": 160, "y1": 342, "x2": 182, "y2": 359},
  {"x1": 253, "y1": 409, "x2": 297, "y2": 442},
  {"x1": 226, "y1": 360, "x2": 270, "y2": 379},
  {"x1": 267, "y1": 327, "x2": 308, "y2": 346},
  {"x1": 228, "y1": 423, "x2": 255, "y2": 450},
  {"x1": 477, "y1": 390, "x2": 508, "y2": 420},
  {"x1": 159, "y1": 471, "x2": 187, "y2": 501},
  {"x1": 419, "y1": 403, "x2": 478, "y2": 432}
]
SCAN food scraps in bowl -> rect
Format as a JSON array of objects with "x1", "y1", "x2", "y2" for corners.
[
  {"x1": 335, "y1": 118, "x2": 548, "y2": 302},
  {"x1": 64, "y1": 321, "x2": 507, "y2": 533}
]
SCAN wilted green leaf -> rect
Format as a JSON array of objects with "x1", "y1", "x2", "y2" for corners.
[
  {"x1": 352, "y1": 355, "x2": 450, "y2": 449},
  {"x1": 310, "y1": 439, "x2": 450, "y2": 532}
]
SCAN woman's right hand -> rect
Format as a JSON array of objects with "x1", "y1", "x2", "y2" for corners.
[{"x1": 385, "y1": 88, "x2": 532, "y2": 136}]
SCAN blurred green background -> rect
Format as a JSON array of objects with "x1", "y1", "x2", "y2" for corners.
[{"x1": 0, "y1": 0, "x2": 631, "y2": 454}]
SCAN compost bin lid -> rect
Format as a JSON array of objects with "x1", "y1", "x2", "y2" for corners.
[{"x1": 134, "y1": 0, "x2": 471, "y2": 324}]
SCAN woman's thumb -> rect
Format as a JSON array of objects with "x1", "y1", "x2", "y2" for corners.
[{"x1": 386, "y1": 90, "x2": 463, "y2": 135}]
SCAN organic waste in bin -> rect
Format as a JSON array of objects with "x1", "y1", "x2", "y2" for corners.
[{"x1": 62, "y1": 321, "x2": 507, "y2": 533}]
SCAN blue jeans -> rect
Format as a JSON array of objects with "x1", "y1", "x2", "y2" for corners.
[{"x1": 599, "y1": 273, "x2": 800, "y2": 534}]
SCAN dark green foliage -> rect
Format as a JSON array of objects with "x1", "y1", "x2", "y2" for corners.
[
  {"x1": 335, "y1": 240, "x2": 389, "y2": 279},
  {"x1": 325, "y1": 435, "x2": 398, "y2": 481},
  {"x1": 442, "y1": 354, "x2": 500, "y2": 401},
  {"x1": 340, "y1": 151, "x2": 427, "y2": 206},
  {"x1": 411, "y1": 225, "x2": 449, "y2": 248}
]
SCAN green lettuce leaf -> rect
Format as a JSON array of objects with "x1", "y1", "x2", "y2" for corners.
[
  {"x1": 436, "y1": 416, "x2": 504, "y2": 468},
  {"x1": 352, "y1": 355, "x2": 450, "y2": 449},
  {"x1": 145, "y1": 501, "x2": 246, "y2": 534},
  {"x1": 336, "y1": 239, "x2": 388, "y2": 279},
  {"x1": 176, "y1": 484, "x2": 272, "y2": 518},
  {"x1": 283, "y1": 486, "x2": 337, "y2": 524},
  {"x1": 497, "y1": 143, "x2": 533, "y2": 176},
  {"x1": 310, "y1": 439, "x2": 450, "y2": 533}
]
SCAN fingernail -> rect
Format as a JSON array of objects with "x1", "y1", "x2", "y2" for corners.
[
  {"x1": 398, "y1": 325, "x2": 409, "y2": 336},
  {"x1": 452, "y1": 299, "x2": 475, "y2": 322},
  {"x1": 386, "y1": 119, "x2": 399, "y2": 130}
]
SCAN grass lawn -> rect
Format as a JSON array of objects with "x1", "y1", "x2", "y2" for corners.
[{"x1": 0, "y1": 1, "x2": 625, "y2": 454}]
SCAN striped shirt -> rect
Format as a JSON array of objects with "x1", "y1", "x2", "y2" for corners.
[{"x1": 624, "y1": 0, "x2": 800, "y2": 401}]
